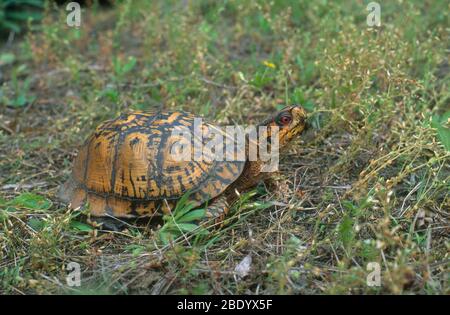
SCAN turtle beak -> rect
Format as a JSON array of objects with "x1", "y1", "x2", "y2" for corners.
[{"x1": 290, "y1": 105, "x2": 307, "y2": 130}]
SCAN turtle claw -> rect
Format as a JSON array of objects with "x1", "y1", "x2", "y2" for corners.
[{"x1": 201, "y1": 196, "x2": 230, "y2": 227}]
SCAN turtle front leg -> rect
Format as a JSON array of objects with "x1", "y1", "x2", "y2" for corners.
[
  {"x1": 263, "y1": 174, "x2": 291, "y2": 202},
  {"x1": 202, "y1": 195, "x2": 230, "y2": 226}
]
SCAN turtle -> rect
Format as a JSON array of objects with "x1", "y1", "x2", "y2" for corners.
[{"x1": 58, "y1": 105, "x2": 307, "y2": 229}]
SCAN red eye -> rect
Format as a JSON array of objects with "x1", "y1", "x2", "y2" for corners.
[{"x1": 279, "y1": 115, "x2": 292, "y2": 125}]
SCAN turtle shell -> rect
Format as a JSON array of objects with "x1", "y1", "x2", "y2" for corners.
[{"x1": 58, "y1": 111, "x2": 245, "y2": 218}]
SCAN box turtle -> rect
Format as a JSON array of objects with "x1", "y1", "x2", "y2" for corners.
[{"x1": 58, "y1": 105, "x2": 307, "y2": 229}]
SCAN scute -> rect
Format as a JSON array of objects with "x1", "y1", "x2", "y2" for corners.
[{"x1": 58, "y1": 110, "x2": 246, "y2": 217}]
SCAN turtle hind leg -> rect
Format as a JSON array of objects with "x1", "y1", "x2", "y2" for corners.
[
  {"x1": 201, "y1": 195, "x2": 230, "y2": 227},
  {"x1": 88, "y1": 216, "x2": 127, "y2": 232}
]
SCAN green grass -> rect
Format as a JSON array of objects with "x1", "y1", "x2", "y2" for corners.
[{"x1": 0, "y1": 0, "x2": 449, "y2": 294}]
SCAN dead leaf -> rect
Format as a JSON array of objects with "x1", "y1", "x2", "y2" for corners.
[{"x1": 234, "y1": 254, "x2": 252, "y2": 280}]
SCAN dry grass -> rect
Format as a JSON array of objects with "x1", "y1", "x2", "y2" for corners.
[{"x1": 0, "y1": 0, "x2": 449, "y2": 294}]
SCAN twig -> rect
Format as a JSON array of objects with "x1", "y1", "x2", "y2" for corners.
[
  {"x1": 198, "y1": 77, "x2": 238, "y2": 90},
  {"x1": 1, "y1": 181, "x2": 48, "y2": 191},
  {"x1": 0, "y1": 123, "x2": 14, "y2": 135}
]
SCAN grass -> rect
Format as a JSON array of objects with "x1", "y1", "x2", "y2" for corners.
[{"x1": 0, "y1": 0, "x2": 449, "y2": 294}]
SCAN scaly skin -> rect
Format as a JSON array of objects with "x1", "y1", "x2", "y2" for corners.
[{"x1": 204, "y1": 105, "x2": 307, "y2": 225}]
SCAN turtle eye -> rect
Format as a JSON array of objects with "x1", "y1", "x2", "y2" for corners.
[{"x1": 277, "y1": 114, "x2": 292, "y2": 126}]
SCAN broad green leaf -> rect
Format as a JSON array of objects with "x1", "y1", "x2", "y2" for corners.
[
  {"x1": 338, "y1": 215, "x2": 354, "y2": 249},
  {"x1": 98, "y1": 88, "x2": 119, "y2": 102},
  {"x1": 158, "y1": 231, "x2": 176, "y2": 245},
  {"x1": 113, "y1": 58, "x2": 121, "y2": 75},
  {"x1": 173, "y1": 191, "x2": 197, "y2": 218},
  {"x1": 11, "y1": 193, "x2": 52, "y2": 210},
  {"x1": 0, "y1": 20, "x2": 21, "y2": 33},
  {"x1": 174, "y1": 223, "x2": 199, "y2": 233},
  {"x1": 303, "y1": 100, "x2": 315, "y2": 112},
  {"x1": 12, "y1": 94, "x2": 27, "y2": 107},
  {"x1": 174, "y1": 202, "x2": 197, "y2": 219},
  {"x1": 69, "y1": 220, "x2": 94, "y2": 232},
  {"x1": 122, "y1": 56, "x2": 137, "y2": 73},
  {"x1": 253, "y1": 202, "x2": 273, "y2": 210},
  {"x1": 7, "y1": 10, "x2": 42, "y2": 21},
  {"x1": 276, "y1": 104, "x2": 285, "y2": 111},
  {"x1": 242, "y1": 201, "x2": 273, "y2": 211},
  {"x1": 177, "y1": 209, "x2": 206, "y2": 223},
  {"x1": 431, "y1": 113, "x2": 450, "y2": 151},
  {"x1": 342, "y1": 200, "x2": 356, "y2": 212},
  {"x1": 174, "y1": 190, "x2": 192, "y2": 209},
  {"x1": 7, "y1": 0, "x2": 44, "y2": 8},
  {"x1": 291, "y1": 87, "x2": 305, "y2": 105},
  {"x1": 0, "y1": 53, "x2": 15, "y2": 66}
]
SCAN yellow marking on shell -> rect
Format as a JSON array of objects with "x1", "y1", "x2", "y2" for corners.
[
  {"x1": 150, "y1": 128, "x2": 162, "y2": 135},
  {"x1": 72, "y1": 144, "x2": 88, "y2": 183},
  {"x1": 147, "y1": 179, "x2": 161, "y2": 197},
  {"x1": 216, "y1": 167, "x2": 230, "y2": 180},
  {"x1": 153, "y1": 112, "x2": 183, "y2": 125},
  {"x1": 113, "y1": 132, "x2": 149, "y2": 198},
  {"x1": 115, "y1": 114, "x2": 137, "y2": 126},
  {"x1": 198, "y1": 180, "x2": 221, "y2": 201},
  {"x1": 213, "y1": 181, "x2": 223, "y2": 192},
  {"x1": 159, "y1": 133, "x2": 215, "y2": 197},
  {"x1": 228, "y1": 163, "x2": 239, "y2": 175},
  {"x1": 160, "y1": 200, "x2": 176, "y2": 215},
  {"x1": 179, "y1": 119, "x2": 192, "y2": 127},
  {"x1": 84, "y1": 133, "x2": 116, "y2": 193},
  {"x1": 135, "y1": 201, "x2": 158, "y2": 216},
  {"x1": 167, "y1": 112, "x2": 182, "y2": 123}
]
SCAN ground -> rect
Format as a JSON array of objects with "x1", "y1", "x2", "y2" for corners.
[{"x1": 0, "y1": 0, "x2": 448, "y2": 294}]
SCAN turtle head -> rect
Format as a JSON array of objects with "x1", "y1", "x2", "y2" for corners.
[{"x1": 261, "y1": 105, "x2": 307, "y2": 147}]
